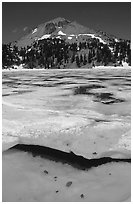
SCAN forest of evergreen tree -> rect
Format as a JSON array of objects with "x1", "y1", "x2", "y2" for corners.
[{"x1": 2, "y1": 37, "x2": 131, "y2": 69}]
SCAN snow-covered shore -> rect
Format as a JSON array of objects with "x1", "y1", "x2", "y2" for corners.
[{"x1": 2, "y1": 64, "x2": 131, "y2": 72}]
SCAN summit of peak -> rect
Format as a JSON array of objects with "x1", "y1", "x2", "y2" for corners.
[
  {"x1": 45, "y1": 17, "x2": 71, "y2": 25},
  {"x1": 52, "y1": 17, "x2": 70, "y2": 22}
]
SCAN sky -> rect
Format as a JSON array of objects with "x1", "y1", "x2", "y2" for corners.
[{"x1": 2, "y1": 2, "x2": 131, "y2": 43}]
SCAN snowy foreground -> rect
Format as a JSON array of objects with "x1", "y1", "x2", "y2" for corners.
[
  {"x1": 2, "y1": 67, "x2": 131, "y2": 201},
  {"x1": 3, "y1": 149, "x2": 130, "y2": 202}
]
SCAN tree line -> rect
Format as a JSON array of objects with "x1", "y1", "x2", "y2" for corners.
[{"x1": 2, "y1": 37, "x2": 131, "y2": 69}]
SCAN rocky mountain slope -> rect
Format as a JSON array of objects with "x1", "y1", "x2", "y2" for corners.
[{"x1": 15, "y1": 17, "x2": 119, "y2": 48}]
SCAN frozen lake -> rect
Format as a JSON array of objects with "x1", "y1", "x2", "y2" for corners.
[
  {"x1": 2, "y1": 67, "x2": 131, "y2": 202},
  {"x1": 2, "y1": 67, "x2": 131, "y2": 158}
]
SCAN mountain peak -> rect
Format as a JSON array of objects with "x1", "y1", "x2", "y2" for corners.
[
  {"x1": 48, "y1": 17, "x2": 70, "y2": 24},
  {"x1": 14, "y1": 17, "x2": 119, "y2": 48},
  {"x1": 43, "y1": 17, "x2": 71, "y2": 29}
]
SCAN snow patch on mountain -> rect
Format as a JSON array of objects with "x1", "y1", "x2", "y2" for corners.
[
  {"x1": 27, "y1": 48, "x2": 31, "y2": 52},
  {"x1": 70, "y1": 34, "x2": 75, "y2": 37},
  {"x1": 109, "y1": 47, "x2": 114, "y2": 52},
  {"x1": 56, "y1": 36, "x2": 61, "y2": 39},
  {"x1": 38, "y1": 34, "x2": 51, "y2": 40},
  {"x1": 32, "y1": 28, "x2": 37, "y2": 34},
  {"x1": 78, "y1": 34, "x2": 106, "y2": 44},
  {"x1": 58, "y1": 31, "x2": 66, "y2": 35},
  {"x1": 66, "y1": 33, "x2": 106, "y2": 44},
  {"x1": 68, "y1": 36, "x2": 73, "y2": 40},
  {"x1": 78, "y1": 34, "x2": 92, "y2": 36},
  {"x1": 115, "y1": 38, "x2": 119, "y2": 42}
]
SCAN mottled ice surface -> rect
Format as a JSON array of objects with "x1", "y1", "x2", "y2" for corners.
[{"x1": 2, "y1": 67, "x2": 131, "y2": 159}]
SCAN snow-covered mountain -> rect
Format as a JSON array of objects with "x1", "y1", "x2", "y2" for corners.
[
  {"x1": 3, "y1": 17, "x2": 130, "y2": 69},
  {"x1": 15, "y1": 17, "x2": 119, "y2": 48}
]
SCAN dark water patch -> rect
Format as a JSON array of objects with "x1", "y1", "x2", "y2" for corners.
[
  {"x1": 91, "y1": 77, "x2": 126, "y2": 82},
  {"x1": 53, "y1": 76, "x2": 65, "y2": 79},
  {"x1": 100, "y1": 98, "x2": 125, "y2": 105},
  {"x1": 53, "y1": 75, "x2": 83, "y2": 79},
  {"x1": 74, "y1": 84, "x2": 105, "y2": 95},
  {"x1": 3, "y1": 84, "x2": 20, "y2": 89},
  {"x1": 3, "y1": 90, "x2": 33, "y2": 96},
  {"x1": 22, "y1": 83, "x2": 34, "y2": 86},
  {"x1": 14, "y1": 82, "x2": 22, "y2": 86},
  {"x1": 31, "y1": 81, "x2": 77, "y2": 87},
  {"x1": 95, "y1": 92, "x2": 113, "y2": 100},
  {"x1": 21, "y1": 79, "x2": 32, "y2": 81},
  {"x1": 10, "y1": 144, "x2": 131, "y2": 171},
  {"x1": 2, "y1": 80, "x2": 23, "y2": 88},
  {"x1": 59, "y1": 94, "x2": 71, "y2": 97},
  {"x1": 70, "y1": 77, "x2": 110, "y2": 82},
  {"x1": 9, "y1": 90, "x2": 33, "y2": 95},
  {"x1": 111, "y1": 83, "x2": 121, "y2": 86},
  {"x1": 95, "y1": 119, "x2": 110, "y2": 123},
  {"x1": 74, "y1": 76, "x2": 92, "y2": 80},
  {"x1": 2, "y1": 94, "x2": 12, "y2": 97},
  {"x1": 31, "y1": 83, "x2": 56, "y2": 87},
  {"x1": 93, "y1": 93, "x2": 125, "y2": 104},
  {"x1": 87, "y1": 80, "x2": 102, "y2": 83},
  {"x1": 42, "y1": 79, "x2": 57, "y2": 82},
  {"x1": 93, "y1": 78, "x2": 109, "y2": 81},
  {"x1": 112, "y1": 83, "x2": 131, "y2": 87},
  {"x1": 126, "y1": 78, "x2": 131, "y2": 82},
  {"x1": 86, "y1": 84, "x2": 105, "y2": 89},
  {"x1": 2, "y1": 81, "x2": 15, "y2": 85},
  {"x1": 124, "y1": 83, "x2": 131, "y2": 86},
  {"x1": 74, "y1": 86, "x2": 91, "y2": 95},
  {"x1": 55, "y1": 81, "x2": 78, "y2": 86},
  {"x1": 15, "y1": 90, "x2": 33, "y2": 94}
]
